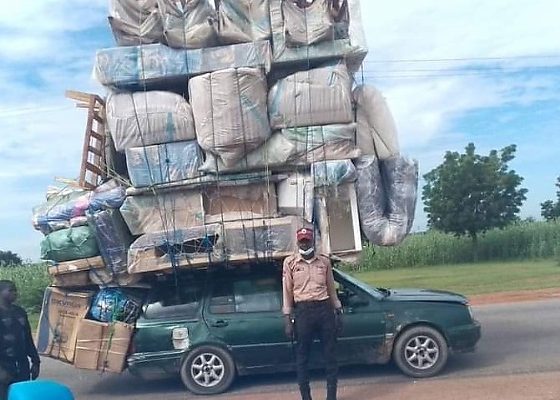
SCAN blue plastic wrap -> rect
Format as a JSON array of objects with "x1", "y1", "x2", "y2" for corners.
[
  {"x1": 88, "y1": 209, "x2": 134, "y2": 275},
  {"x1": 126, "y1": 140, "x2": 203, "y2": 188},
  {"x1": 90, "y1": 288, "x2": 141, "y2": 324},
  {"x1": 32, "y1": 181, "x2": 126, "y2": 235},
  {"x1": 94, "y1": 41, "x2": 271, "y2": 90}
]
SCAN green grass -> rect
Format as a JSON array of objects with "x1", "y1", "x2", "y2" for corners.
[
  {"x1": 358, "y1": 221, "x2": 560, "y2": 271},
  {"x1": 0, "y1": 263, "x2": 51, "y2": 313},
  {"x1": 351, "y1": 259, "x2": 560, "y2": 296}
]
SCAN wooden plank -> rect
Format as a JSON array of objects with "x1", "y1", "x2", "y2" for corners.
[
  {"x1": 92, "y1": 113, "x2": 104, "y2": 124},
  {"x1": 88, "y1": 146, "x2": 103, "y2": 156},
  {"x1": 90, "y1": 131, "x2": 104, "y2": 141},
  {"x1": 85, "y1": 162, "x2": 104, "y2": 176}
]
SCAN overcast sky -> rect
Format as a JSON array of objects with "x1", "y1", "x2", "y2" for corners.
[{"x1": 0, "y1": 0, "x2": 559, "y2": 260}]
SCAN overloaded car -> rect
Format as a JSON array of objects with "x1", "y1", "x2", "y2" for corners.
[{"x1": 127, "y1": 263, "x2": 481, "y2": 395}]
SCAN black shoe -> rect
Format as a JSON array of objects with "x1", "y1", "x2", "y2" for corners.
[
  {"x1": 326, "y1": 384, "x2": 337, "y2": 400},
  {"x1": 299, "y1": 384, "x2": 312, "y2": 400}
]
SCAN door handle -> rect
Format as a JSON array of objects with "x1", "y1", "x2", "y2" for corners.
[{"x1": 210, "y1": 320, "x2": 229, "y2": 328}]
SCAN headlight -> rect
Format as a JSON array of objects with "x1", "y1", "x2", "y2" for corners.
[{"x1": 467, "y1": 304, "x2": 474, "y2": 320}]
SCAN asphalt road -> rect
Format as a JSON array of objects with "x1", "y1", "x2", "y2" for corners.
[{"x1": 40, "y1": 299, "x2": 560, "y2": 399}]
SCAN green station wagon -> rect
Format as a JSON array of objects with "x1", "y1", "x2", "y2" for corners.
[{"x1": 127, "y1": 264, "x2": 481, "y2": 395}]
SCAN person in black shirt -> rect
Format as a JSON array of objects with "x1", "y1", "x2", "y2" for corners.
[{"x1": 0, "y1": 280, "x2": 40, "y2": 400}]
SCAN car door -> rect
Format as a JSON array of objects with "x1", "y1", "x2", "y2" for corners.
[
  {"x1": 334, "y1": 276, "x2": 388, "y2": 365},
  {"x1": 204, "y1": 274, "x2": 293, "y2": 373}
]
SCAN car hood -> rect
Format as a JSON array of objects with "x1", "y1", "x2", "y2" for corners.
[{"x1": 382, "y1": 288, "x2": 468, "y2": 305}]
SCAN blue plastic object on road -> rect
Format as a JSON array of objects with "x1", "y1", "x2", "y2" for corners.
[{"x1": 8, "y1": 381, "x2": 74, "y2": 400}]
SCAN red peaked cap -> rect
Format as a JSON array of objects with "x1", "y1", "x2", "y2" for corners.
[{"x1": 296, "y1": 228, "x2": 313, "y2": 242}]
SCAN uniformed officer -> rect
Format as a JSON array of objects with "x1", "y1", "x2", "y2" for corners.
[{"x1": 282, "y1": 228, "x2": 343, "y2": 400}]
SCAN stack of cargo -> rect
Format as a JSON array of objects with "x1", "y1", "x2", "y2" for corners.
[{"x1": 33, "y1": 0, "x2": 418, "y2": 373}]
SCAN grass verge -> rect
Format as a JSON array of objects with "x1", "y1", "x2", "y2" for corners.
[{"x1": 351, "y1": 259, "x2": 560, "y2": 296}]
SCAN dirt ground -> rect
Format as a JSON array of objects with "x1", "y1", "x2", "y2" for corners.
[{"x1": 469, "y1": 287, "x2": 560, "y2": 305}]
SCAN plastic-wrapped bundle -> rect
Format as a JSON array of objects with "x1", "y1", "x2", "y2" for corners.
[
  {"x1": 40, "y1": 226, "x2": 100, "y2": 262},
  {"x1": 108, "y1": 0, "x2": 163, "y2": 46},
  {"x1": 217, "y1": 0, "x2": 271, "y2": 44},
  {"x1": 126, "y1": 140, "x2": 202, "y2": 187},
  {"x1": 354, "y1": 85, "x2": 400, "y2": 160},
  {"x1": 128, "y1": 224, "x2": 226, "y2": 273},
  {"x1": 88, "y1": 209, "x2": 134, "y2": 275},
  {"x1": 312, "y1": 159, "x2": 356, "y2": 187},
  {"x1": 268, "y1": 62, "x2": 353, "y2": 129},
  {"x1": 90, "y1": 288, "x2": 141, "y2": 324},
  {"x1": 107, "y1": 91, "x2": 196, "y2": 151},
  {"x1": 157, "y1": 0, "x2": 218, "y2": 49},
  {"x1": 190, "y1": 67, "x2": 270, "y2": 167},
  {"x1": 199, "y1": 123, "x2": 360, "y2": 173},
  {"x1": 269, "y1": 0, "x2": 367, "y2": 71},
  {"x1": 282, "y1": 0, "x2": 334, "y2": 46},
  {"x1": 94, "y1": 41, "x2": 272, "y2": 90},
  {"x1": 120, "y1": 189, "x2": 204, "y2": 235},
  {"x1": 355, "y1": 155, "x2": 418, "y2": 246},
  {"x1": 33, "y1": 181, "x2": 126, "y2": 235}
]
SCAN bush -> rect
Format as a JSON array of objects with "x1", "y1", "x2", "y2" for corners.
[
  {"x1": 0, "y1": 263, "x2": 51, "y2": 313},
  {"x1": 356, "y1": 221, "x2": 560, "y2": 271}
]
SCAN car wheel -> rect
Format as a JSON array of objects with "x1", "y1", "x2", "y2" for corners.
[
  {"x1": 393, "y1": 325, "x2": 448, "y2": 378},
  {"x1": 180, "y1": 346, "x2": 236, "y2": 395}
]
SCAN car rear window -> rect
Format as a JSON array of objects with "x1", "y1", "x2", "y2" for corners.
[
  {"x1": 144, "y1": 285, "x2": 202, "y2": 320},
  {"x1": 209, "y1": 277, "x2": 281, "y2": 314}
]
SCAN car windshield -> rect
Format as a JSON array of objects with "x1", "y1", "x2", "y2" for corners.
[{"x1": 334, "y1": 269, "x2": 385, "y2": 299}]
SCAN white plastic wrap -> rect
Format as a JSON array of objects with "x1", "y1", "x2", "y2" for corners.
[
  {"x1": 125, "y1": 140, "x2": 202, "y2": 187},
  {"x1": 354, "y1": 85, "x2": 400, "y2": 160},
  {"x1": 190, "y1": 67, "x2": 271, "y2": 167},
  {"x1": 217, "y1": 0, "x2": 271, "y2": 44},
  {"x1": 109, "y1": 0, "x2": 163, "y2": 45},
  {"x1": 277, "y1": 173, "x2": 314, "y2": 222},
  {"x1": 268, "y1": 62, "x2": 353, "y2": 129},
  {"x1": 269, "y1": 0, "x2": 367, "y2": 71},
  {"x1": 282, "y1": 0, "x2": 334, "y2": 46},
  {"x1": 312, "y1": 159, "x2": 356, "y2": 187},
  {"x1": 120, "y1": 189, "x2": 204, "y2": 235},
  {"x1": 157, "y1": 0, "x2": 218, "y2": 48},
  {"x1": 355, "y1": 155, "x2": 418, "y2": 246},
  {"x1": 199, "y1": 123, "x2": 361, "y2": 173},
  {"x1": 107, "y1": 91, "x2": 196, "y2": 151},
  {"x1": 94, "y1": 41, "x2": 272, "y2": 90}
]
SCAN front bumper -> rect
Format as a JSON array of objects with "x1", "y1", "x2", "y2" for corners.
[{"x1": 447, "y1": 320, "x2": 481, "y2": 353}]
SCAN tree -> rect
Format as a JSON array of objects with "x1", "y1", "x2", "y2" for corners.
[
  {"x1": 540, "y1": 177, "x2": 560, "y2": 221},
  {"x1": 0, "y1": 250, "x2": 23, "y2": 266},
  {"x1": 423, "y1": 143, "x2": 528, "y2": 241}
]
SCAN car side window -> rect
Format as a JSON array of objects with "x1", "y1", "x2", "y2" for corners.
[
  {"x1": 234, "y1": 278, "x2": 282, "y2": 313},
  {"x1": 144, "y1": 285, "x2": 202, "y2": 320},
  {"x1": 209, "y1": 277, "x2": 282, "y2": 314},
  {"x1": 336, "y1": 281, "x2": 369, "y2": 309}
]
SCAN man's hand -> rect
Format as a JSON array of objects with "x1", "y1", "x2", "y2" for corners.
[
  {"x1": 30, "y1": 362, "x2": 40, "y2": 380},
  {"x1": 335, "y1": 308, "x2": 343, "y2": 336},
  {"x1": 284, "y1": 315, "x2": 294, "y2": 339}
]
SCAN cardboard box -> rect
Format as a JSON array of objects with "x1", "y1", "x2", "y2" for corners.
[
  {"x1": 51, "y1": 271, "x2": 91, "y2": 288},
  {"x1": 36, "y1": 288, "x2": 93, "y2": 363},
  {"x1": 74, "y1": 319, "x2": 134, "y2": 373}
]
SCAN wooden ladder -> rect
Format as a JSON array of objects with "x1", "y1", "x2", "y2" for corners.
[{"x1": 66, "y1": 90, "x2": 107, "y2": 190}]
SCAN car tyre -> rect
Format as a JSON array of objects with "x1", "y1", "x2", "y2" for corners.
[
  {"x1": 393, "y1": 325, "x2": 448, "y2": 378},
  {"x1": 180, "y1": 345, "x2": 236, "y2": 395}
]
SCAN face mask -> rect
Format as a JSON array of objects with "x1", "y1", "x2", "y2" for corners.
[{"x1": 299, "y1": 247, "x2": 315, "y2": 257}]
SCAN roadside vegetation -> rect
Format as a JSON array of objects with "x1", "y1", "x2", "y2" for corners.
[
  {"x1": 354, "y1": 259, "x2": 560, "y2": 296},
  {"x1": 0, "y1": 263, "x2": 50, "y2": 313},
  {"x1": 357, "y1": 221, "x2": 560, "y2": 271}
]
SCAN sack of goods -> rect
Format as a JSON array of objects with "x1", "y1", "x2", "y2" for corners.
[{"x1": 108, "y1": 0, "x2": 162, "y2": 45}]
